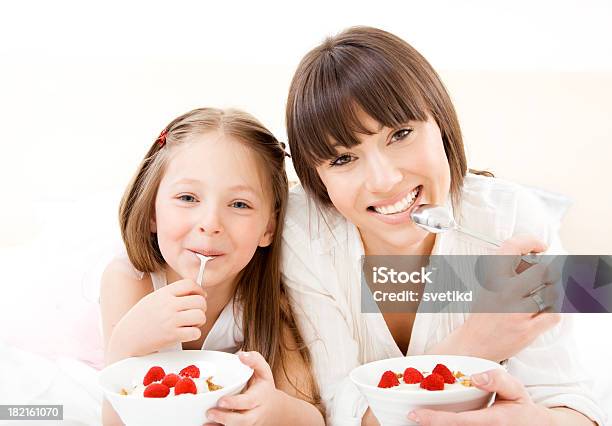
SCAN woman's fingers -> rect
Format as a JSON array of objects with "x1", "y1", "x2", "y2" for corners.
[
  {"x1": 470, "y1": 368, "x2": 530, "y2": 402},
  {"x1": 409, "y1": 407, "x2": 497, "y2": 426},
  {"x1": 498, "y1": 235, "x2": 548, "y2": 256},
  {"x1": 513, "y1": 263, "x2": 554, "y2": 297},
  {"x1": 531, "y1": 311, "x2": 562, "y2": 330}
]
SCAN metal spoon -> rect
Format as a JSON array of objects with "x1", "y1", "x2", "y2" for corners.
[
  {"x1": 410, "y1": 204, "x2": 539, "y2": 264},
  {"x1": 195, "y1": 253, "x2": 212, "y2": 286}
]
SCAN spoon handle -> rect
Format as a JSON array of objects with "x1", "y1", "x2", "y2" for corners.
[
  {"x1": 195, "y1": 254, "x2": 210, "y2": 286},
  {"x1": 456, "y1": 225, "x2": 540, "y2": 265},
  {"x1": 456, "y1": 225, "x2": 505, "y2": 247}
]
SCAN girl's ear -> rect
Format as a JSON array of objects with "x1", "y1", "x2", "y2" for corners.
[
  {"x1": 150, "y1": 215, "x2": 157, "y2": 233},
  {"x1": 258, "y1": 215, "x2": 276, "y2": 248}
]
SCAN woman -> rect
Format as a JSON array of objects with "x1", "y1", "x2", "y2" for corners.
[{"x1": 281, "y1": 26, "x2": 604, "y2": 425}]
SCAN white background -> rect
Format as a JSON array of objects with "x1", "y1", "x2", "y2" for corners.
[
  {"x1": 0, "y1": 0, "x2": 610, "y2": 419},
  {"x1": 1, "y1": 0, "x2": 611, "y2": 252}
]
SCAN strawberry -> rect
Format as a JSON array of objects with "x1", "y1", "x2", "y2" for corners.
[
  {"x1": 161, "y1": 373, "x2": 181, "y2": 388},
  {"x1": 432, "y1": 363, "x2": 456, "y2": 384},
  {"x1": 420, "y1": 373, "x2": 445, "y2": 391},
  {"x1": 179, "y1": 364, "x2": 200, "y2": 379},
  {"x1": 143, "y1": 366, "x2": 166, "y2": 386},
  {"x1": 403, "y1": 367, "x2": 424, "y2": 384},
  {"x1": 143, "y1": 383, "x2": 170, "y2": 398},
  {"x1": 175, "y1": 377, "x2": 198, "y2": 395},
  {"x1": 377, "y1": 370, "x2": 400, "y2": 388}
]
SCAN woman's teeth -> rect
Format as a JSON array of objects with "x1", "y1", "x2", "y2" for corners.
[{"x1": 373, "y1": 187, "x2": 420, "y2": 215}]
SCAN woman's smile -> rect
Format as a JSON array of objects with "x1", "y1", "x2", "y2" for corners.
[{"x1": 366, "y1": 185, "x2": 424, "y2": 225}]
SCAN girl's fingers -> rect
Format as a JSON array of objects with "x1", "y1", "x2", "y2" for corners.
[
  {"x1": 238, "y1": 351, "x2": 274, "y2": 383},
  {"x1": 217, "y1": 392, "x2": 259, "y2": 411},
  {"x1": 175, "y1": 309, "x2": 206, "y2": 327},
  {"x1": 176, "y1": 294, "x2": 207, "y2": 312},
  {"x1": 207, "y1": 408, "x2": 251, "y2": 426},
  {"x1": 168, "y1": 279, "x2": 206, "y2": 297},
  {"x1": 176, "y1": 326, "x2": 202, "y2": 343}
]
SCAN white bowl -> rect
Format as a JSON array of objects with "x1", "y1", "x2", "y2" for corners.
[
  {"x1": 99, "y1": 350, "x2": 253, "y2": 426},
  {"x1": 350, "y1": 355, "x2": 505, "y2": 426}
]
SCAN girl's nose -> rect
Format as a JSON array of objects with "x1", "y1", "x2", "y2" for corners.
[
  {"x1": 364, "y1": 152, "x2": 403, "y2": 193},
  {"x1": 197, "y1": 210, "x2": 223, "y2": 235}
]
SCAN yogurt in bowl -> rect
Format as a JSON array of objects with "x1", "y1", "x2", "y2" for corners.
[
  {"x1": 99, "y1": 350, "x2": 253, "y2": 426},
  {"x1": 350, "y1": 355, "x2": 505, "y2": 426}
]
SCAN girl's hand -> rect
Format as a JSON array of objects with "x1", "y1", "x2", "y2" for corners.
[
  {"x1": 109, "y1": 279, "x2": 207, "y2": 358},
  {"x1": 429, "y1": 235, "x2": 562, "y2": 362},
  {"x1": 408, "y1": 369, "x2": 553, "y2": 425},
  {"x1": 206, "y1": 351, "x2": 284, "y2": 426}
]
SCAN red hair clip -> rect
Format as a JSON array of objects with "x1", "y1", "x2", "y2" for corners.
[{"x1": 156, "y1": 129, "x2": 168, "y2": 147}]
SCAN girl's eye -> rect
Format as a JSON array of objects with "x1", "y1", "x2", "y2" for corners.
[
  {"x1": 231, "y1": 201, "x2": 250, "y2": 209},
  {"x1": 329, "y1": 153, "x2": 355, "y2": 167},
  {"x1": 178, "y1": 194, "x2": 197, "y2": 203},
  {"x1": 390, "y1": 128, "x2": 413, "y2": 144}
]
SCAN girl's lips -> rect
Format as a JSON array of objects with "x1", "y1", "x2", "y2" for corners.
[
  {"x1": 188, "y1": 249, "x2": 224, "y2": 258},
  {"x1": 366, "y1": 186, "x2": 424, "y2": 225}
]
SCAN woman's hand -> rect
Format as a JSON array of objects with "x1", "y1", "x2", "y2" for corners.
[
  {"x1": 427, "y1": 235, "x2": 562, "y2": 362},
  {"x1": 408, "y1": 369, "x2": 595, "y2": 426},
  {"x1": 205, "y1": 351, "x2": 284, "y2": 426},
  {"x1": 108, "y1": 279, "x2": 207, "y2": 359},
  {"x1": 408, "y1": 369, "x2": 552, "y2": 425}
]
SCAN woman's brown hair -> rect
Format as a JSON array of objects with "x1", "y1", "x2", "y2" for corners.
[
  {"x1": 286, "y1": 26, "x2": 489, "y2": 211},
  {"x1": 119, "y1": 107, "x2": 320, "y2": 409}
]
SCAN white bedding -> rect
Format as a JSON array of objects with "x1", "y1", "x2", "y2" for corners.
[{"x1": 0, "y1": 340, "x2": 102, "y2": 425}]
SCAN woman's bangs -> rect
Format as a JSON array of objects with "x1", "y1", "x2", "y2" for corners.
[{"x1": 294, "y1": 47, "x2": 431, "y2": 165}]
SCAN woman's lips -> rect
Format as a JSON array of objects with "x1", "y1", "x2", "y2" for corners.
[{"x1": 366, "y1": 186, "x2": 424, "y2": 225}]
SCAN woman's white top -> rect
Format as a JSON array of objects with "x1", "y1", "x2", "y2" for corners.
[{"x1": 281, "y1": 173, "x2": 605, "y2": 425}]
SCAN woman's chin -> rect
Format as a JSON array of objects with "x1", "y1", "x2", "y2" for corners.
[{"x1": 364, "y1": 223, "x2": 434, "y2": 255}]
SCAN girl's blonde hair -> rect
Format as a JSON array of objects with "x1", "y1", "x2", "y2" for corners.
[
  {"x1": 119, "y1": 107, "x2": 321, "y2": 410},
  {"x1": 286, "y1": 26, "x2": 492, "y2": 211}
]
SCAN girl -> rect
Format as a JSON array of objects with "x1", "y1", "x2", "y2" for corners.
[
  {"x1": 100, "y1": 108, "x2": 324, "y2": 426},
  {"x1": 282, "y1": 27, "x2": 604, "y2": 425}
]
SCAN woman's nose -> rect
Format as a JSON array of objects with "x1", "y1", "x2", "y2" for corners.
[{"x1": 364, "y1": 152, "x2": 403, "y2": 193}]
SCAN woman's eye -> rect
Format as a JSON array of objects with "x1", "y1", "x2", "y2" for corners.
[
  {"x1": 178, "y1": 194, "x2": 197, "y2": 203},
  {"x1": 330, "y1": 153, "x2": 355, "y2": 167},
  {"x1": 231, "y1": 201, "x2": 250, "y2": 209},
  {"x1": 390, "y1": 128, "x2": 413, "y2": 144}
]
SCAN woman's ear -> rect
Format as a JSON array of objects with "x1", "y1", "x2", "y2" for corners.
[{"x1": 258, "y1": 215, "x2": 276, "y2": 248}]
